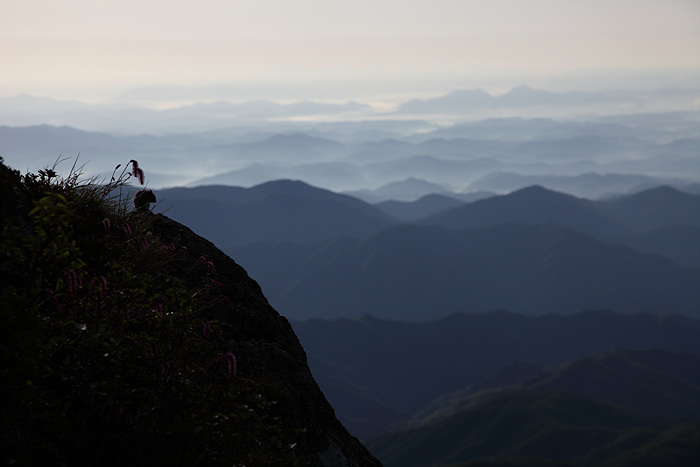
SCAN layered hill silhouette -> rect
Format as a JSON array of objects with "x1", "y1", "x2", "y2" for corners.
[
  {"x1": 466, "y1": 171, "x2": 700, "y2": 199},
  {"x1": 373, "y1": 190, "x2": 495, "y2": 221},
  {"x1": 601, "y1": 185, "x2": 700, "y2": 231},
  {"x1": 395, "y1": 86, "x2": 627, "y2": 115},
  {"x1": 5, "y1": 116, "x2": 699, "y2": 196},
  {"x1": 290, "y1": 311, "x2": 700, "y2": 439},
  {"x1": 375, "y1": 193, "x2": 466, "y2": 221},
  {"x1": 620, "y1": 224, "x2": 700, "y2": 268},
  {"x1": 413, "y1": 348, "x2": 700, "y2": 426},
  {"x1": 160, "y1": 180, "x2": 699, "y2": 258},
  {"x1": 370, "y1": 349, "x2": 700, "y2": 466},
  {"x1": 232, "y1": 222, "x2": 700, "y2": 320},
  {"x1": 366, "y1": 391, "x2": 700, "y2": 467},
  {"x1": 414, "y1": 184, "x2": 700, "y2": 266},
  {"x1": 418, "y1": 185, "x2": 623, "y2": 237},
  {"x1": 158, "y1": 181, "x2": 700, "y2": 320},
  {"x1": 157, "y1": 180, "x2": 397, "y2": 247},
  {"x1": 423, "y1": 184, "x2": 700, "y2": 234}
]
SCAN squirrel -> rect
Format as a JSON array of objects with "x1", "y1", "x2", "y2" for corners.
[{"x1": 133, "y1": 189, "x2": 156, "y2": 211}]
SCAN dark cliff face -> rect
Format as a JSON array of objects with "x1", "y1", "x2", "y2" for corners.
[
  {"x1": 146, "y1": 212, "x2": 381, "y2": 466},
  {"x1": 0, "y1": 159, "x2": 380, "y2": 466}
]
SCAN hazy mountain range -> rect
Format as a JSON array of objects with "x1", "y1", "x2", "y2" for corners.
[
  {"x1": 396, "y1": 86, "x2": 699, "y2": 117},
  {"x1": 3, "y1": 120, "x2": 698, "y2": 198},
  {"x1": 2, "y1": 86, "x2": 698, "y2": 133},
  {"x1": 4, "y1": 84, "x2": 700, "y2": 465},
  {"x1": 2, "y1": 86, "x2": 699, "y2": 198},
  {"x1": 152, "y1": 181, "x2": 700, "y2": 320}
]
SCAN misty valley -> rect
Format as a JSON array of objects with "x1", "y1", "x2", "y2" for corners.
[
  {"x1": 2, "y1": 87, "x2": 700, "y2": 194},
  {"x1": 2, "y1": 86, "x2": 700, "y2": 465}
]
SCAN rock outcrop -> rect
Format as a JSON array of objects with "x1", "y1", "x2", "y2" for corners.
[
  {"x1": 145, "y1": 211, "x2": 381, "y2": 466},
  {"x1": 1, "y1": 158, "x2": 380, "y2": 466}
]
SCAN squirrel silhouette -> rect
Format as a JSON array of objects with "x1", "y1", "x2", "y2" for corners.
[{"x1": 133, "y1": 189, "x2": 156, "y2": 211}]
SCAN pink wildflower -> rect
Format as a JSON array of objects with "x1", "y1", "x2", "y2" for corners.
[
  {"x1": 206, "y1": 352, "x2": 238, "y2": 385},
  {"x1": 129, "y1": 160, "x2": 145, "y2": 184},
  {"x1": 134, "y1": 167, "x2": 145, "y2": 185},
  {"x1": 102, "y1": 218, "x2": 111, "y2": 234},
  {"x1": 161, "y1": 242, "x2": 176, "y2": 253},
  {"x1": 199, "y1": 256, "x2": 217, "y2": 275},
  {"x1": 224, "y1": 352, "x2": 237, "y2": 385},
  {"x1": 65, "y1": 270, "x2": 82, "y2": 294},
  {"x1": 205, "y1": 279, "x2": 225, "y2": 289},
  {"x1": 99, "y1": 276, "x2": 108, "y2": 295}
]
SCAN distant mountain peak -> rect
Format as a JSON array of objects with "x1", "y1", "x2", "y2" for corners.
[
  {"x1": 507, "y1": 184, "x2": 577, "y2": 200},
  {"x1": 639, "y1": 184, "x2": 687, "y2": 197},
  {"x1": 253, "y1": 178, "x2": 316, "y2": 191},
  {"x1": 606, "y1": 184, "x2": 697, "y2": 207},
  {"x1": 379, "y1": 177, "x2": 445, "y2": 189}
]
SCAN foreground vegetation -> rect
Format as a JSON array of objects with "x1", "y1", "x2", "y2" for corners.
[{"x1": 0, "y1": 158, "x2": 299, "y2": 465}]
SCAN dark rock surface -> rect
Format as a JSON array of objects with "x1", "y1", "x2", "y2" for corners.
[
  {"x1": 1, "y1": 158, "x2": 380, "y2": 466},
  {"x1": 144, "y1": 211, "x2": 381, "y2": 466}
]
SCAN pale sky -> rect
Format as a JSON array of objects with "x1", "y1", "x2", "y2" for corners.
[{"x1": 1, "y1": 0, "x2": 699, "y2": 103}]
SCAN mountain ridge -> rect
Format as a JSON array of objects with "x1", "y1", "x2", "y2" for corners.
[
  {"x1": 291, "y1": 310, "x2": 700, "y2": 439},
  {"x1": 157, "y1": 180, "x2": 398, "y2": 247},
  {"x1": 366, "y1": 391, "x2": 699, "y2": 467},
  {"x1": 413, "y1": 348, "x2": 700, "y2": 427},
  {"x1": 417, "y1": 185, "x2": 625, "y2": 237},
  {"x1": 232, "y1": 221, "x2": 700, "y2": 321}
]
